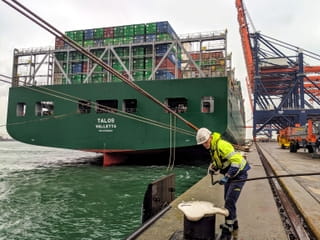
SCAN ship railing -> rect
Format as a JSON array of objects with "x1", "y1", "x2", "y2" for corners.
[
  {"x1": 179, "y1": 30, "x2": 226, "y2": 41},
  {"x1": 14, "y1": 46, "x2": 54, "y2": 56}
]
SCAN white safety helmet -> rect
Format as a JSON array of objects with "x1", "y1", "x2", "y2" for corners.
[{"x1": 196, "y1": 128, "x2": 212, "y2": 145}]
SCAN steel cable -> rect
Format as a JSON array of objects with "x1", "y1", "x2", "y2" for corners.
[
  {"x1": 3, "y1": 84, "x2": 195, "y2": 137},
  {"x1": 2, "y1": 0, "x2": 199, "y2": 131}
]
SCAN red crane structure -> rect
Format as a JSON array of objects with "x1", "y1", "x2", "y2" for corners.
[{"x1": 235, "y1": 0, "x2": 320, "y2": 141}]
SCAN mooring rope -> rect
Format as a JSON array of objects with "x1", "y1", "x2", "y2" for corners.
[
  {"x1": 1, "y1": 77, "x2": 195, "y2": 137},
  {"x1": 167, "y1": 113, "x2": 173, "y2": 171},
  {"x1": 2, "y1": 83, "x2": 196, "y2": 137},
  {"x1": 2, "y1": 0, "x2": 199, "y2": 132},
  {"x1": 167, "y1": 114, "x2": 177, "y2": 171}
]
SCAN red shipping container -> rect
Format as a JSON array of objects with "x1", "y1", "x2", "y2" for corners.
[
  {"x1": 190, "y1": 53, "x2": 200, "y2": 60},
  {"x1": 104, "y1": 27, "x2": 114, "y2": 38},
  {"x1": 156, "y1": 57, "x2": 179, "y2": 75},
  {"x1": 190, "y1": 51, "x2": 224, "y2": 60},
  {"x1": 82, "y1": 62, "x2": 88, "y2": 73},
  {"x1": 55, "y1": 37, "x2": 64, "y2": 49},
  {"x1": 156, "y1": 58, "x2": 174, "y2": 72}
]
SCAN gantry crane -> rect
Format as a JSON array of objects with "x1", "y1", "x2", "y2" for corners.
[{"x1": 235, "y1": 0, "x2": 320, "y2": 141}]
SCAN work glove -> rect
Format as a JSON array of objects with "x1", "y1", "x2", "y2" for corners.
[
  {"x1": 207, "y1": 163, "x2": 219, "y2": 175},
  {"x1": 219, "y1": 176, "x2": 229, "y2": 185}
]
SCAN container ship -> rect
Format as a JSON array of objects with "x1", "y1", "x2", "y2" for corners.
[{"x1": 6, "y1": 21, "x2": 245, "y2": 165}]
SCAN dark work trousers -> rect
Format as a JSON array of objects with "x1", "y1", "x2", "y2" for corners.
[{"x1": 224, "y1": 170, "x2": 248, "y2": 222}]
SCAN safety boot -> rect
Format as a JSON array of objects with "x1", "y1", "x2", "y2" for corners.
[
  {"x1": 232, "y1": 220, "x2": 239, "y2": 240},
  {"x1": 218, "y1": 223, "x2": 232, "y2": 240}
]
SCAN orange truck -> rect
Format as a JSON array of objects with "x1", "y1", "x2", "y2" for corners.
[{"x1": 277, "y1": 120, "x2": 320, "y2": 153}]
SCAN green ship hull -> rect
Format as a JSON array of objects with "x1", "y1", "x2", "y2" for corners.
[{"x1": 7, "y1": 77, "x2": 245, "y2": 164}]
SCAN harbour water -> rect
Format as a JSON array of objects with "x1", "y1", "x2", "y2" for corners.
[{"x1": 0, "y1": 141, "x2": 207, "y2": 240}]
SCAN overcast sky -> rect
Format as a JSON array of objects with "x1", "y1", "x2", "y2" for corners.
[{"x1": 1, "y1": 0, "x2": 320, "y2": 137}]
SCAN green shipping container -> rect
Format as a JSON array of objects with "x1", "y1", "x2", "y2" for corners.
[
  {"x1": 92, "y1": 49, "x2": 104, "y2": 57},
  {"x1": 146, "y1": 23, "x2": 157, "y2": 34},
  {"x1": 123, "y1": 48, "x2": 129, "y2": 56},
  {"x1": 114, "y1": 26, "x2": 125, "y2": 38},
  {"x1": 133, "y1": 71, "x2": 145, "y2": 81},
  {"x1": 71, "y1": 74, "x2": 83, "y2": 84},
  {"x1": 145, "y1": 46, "x2": 152, "y2": 55},
  {"x1": 65, "y1": 31, "x2": 75, "y2": 40},
  {"x1": 134, "y1": 24, "x2": 145, "y2": 36},
  {"x1": 104, "y1": 38, "x2": 114, "y2": 46},
  {"x1": 113, "y1": 60, "x2": 129, "y2": 70},
  {"x1": 114, "y1": 48, "x2": 124, "y2": 57},
  {"x1": 112, "y1": 61, "x2": 124, "y2": 71},
  {"x1": 62, "y1": 63, "x2": 70, "y2": 73},
  {"x1": 75, "y1": 31, "x2": 84, "y2": 41},
  {"x1": 75, "y1": 40, "x2": 83, "y2": 47},
  {"x1": 93, "y1": 65, "x2": 103, "y2": 73},
  {"x1": 113, "y1": 37, "x2": 124, "y2": 45},
  {"x1": 133, "y1": 46, "x2": 145, "y2": 56},
  {"x1": 66, "y1": 31, "x2": 83, "y2": 41},
  {"x1": 92, "y1": 73, "x2": 104, "y2": 83},
  {"x1": 133, "y1": 59, "x2": 144, "y2": 70},
  {"x1": 84, "y1": 40, "x2": 94, "y2": 48},
  {"x1": 111, "y1": 75, "x2": 122, "y2": 82},
  {"x1": 93, "y1": 28, "x2": 104, "y2": 39},
  {"x1": 55, "y1": 52, "x2": 67, "y2": 61},
  {"x1": 124, "y1": 25, "x2": 134, "y2": 37},
  {"x1": 144, "y1": 70, "x2": 152, "y2": 79},
  {"x1": 123, "y1": 37, "x2": 133, "y2": 44},
  {"x1": 144, "y1": 58, "x2": 153, "y2": 69},
  {"x1": 71, "y1": 52, "x2": 82, "y2": 61},
  {"x1": 156, "y1": 33, "x2": 172, "y2": 41}
]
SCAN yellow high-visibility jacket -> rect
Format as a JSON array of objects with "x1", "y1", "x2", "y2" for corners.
[{"x1": 209, "y1": 132, "x2": 248, "y2": 177}]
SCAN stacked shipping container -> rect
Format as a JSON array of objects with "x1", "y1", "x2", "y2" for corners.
[
  {"x1": 54, "y1": 21, "x2": 182, "y2": 84},
  {"x1": 53, "y1": 21, "x2": 225, "y2": 84},
  {"x1": 185, "y1": 51, "x2": 226, "y2": 78}
]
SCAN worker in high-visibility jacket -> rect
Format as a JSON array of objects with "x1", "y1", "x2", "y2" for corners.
[{"x1": 196, "y1": 128, "x2": 251, "y2": 240}]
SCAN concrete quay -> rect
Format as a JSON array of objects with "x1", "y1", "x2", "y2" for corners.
[
  {"x1": 258, "y1": 142, "x2": 320, "y2": 239},
  {"x1": 136, "y1": 143, "x2": 292, "y2": 240}
]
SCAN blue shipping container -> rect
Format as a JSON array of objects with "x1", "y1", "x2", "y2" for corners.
[
  {"x1": 156, "y1": 21, "x2": 174, "y2": 35},
  {"x1": 145, "y1": 34, "x2": 156, "y2": 42},
  {"x1": 133, "y1": 35, "x2": 145, "y2": 43},
  {"x1": 155, "y1": 70, "x2": 174, "y2": 80},
  {"x1": 72, "y1": 63, "x2": 83, "y2": 73},
  {"x1": 84, "y1": 29, "x2": 94, "y2": 40}
]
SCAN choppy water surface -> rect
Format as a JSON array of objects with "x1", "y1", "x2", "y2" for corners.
[{"x1": 0, "y1": 141, "x2": 206, "y2": 240}]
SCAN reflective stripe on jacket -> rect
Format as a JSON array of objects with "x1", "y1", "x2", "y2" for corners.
[{"x1": 209, "y1": 132, "x2": 247, "y2": 177}]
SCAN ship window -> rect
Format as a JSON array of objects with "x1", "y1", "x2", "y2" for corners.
[
  {"x1": 35, "y1": 101, "x2": 54, "y2": 116},
  {"x1": 165, "y1": 98, "x2": 188, "y2": 113},
  {"x1": 78, "y1": 100, "x2": 91, "y2": 114},
  {"x1": 16, "y1": 102, "x2": 26, "y2": 117},
  {"x1": 201, "y1": 96, "x2": 214, "y2": 113},
  {"x1": 96, "y1": 100, "x2": 118, "y2": 113},
  {"x1": 123, "y1": 99, "x2": 137, "y2": 113}
]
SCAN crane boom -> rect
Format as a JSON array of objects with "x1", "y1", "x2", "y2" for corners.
[{"x1": 235, "y1": 0, "x2": 254, "y2": 91}]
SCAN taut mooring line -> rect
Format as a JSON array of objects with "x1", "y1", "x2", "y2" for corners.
[{"x1": 2, "y1": 0, "x2": 199, "y2": 132}]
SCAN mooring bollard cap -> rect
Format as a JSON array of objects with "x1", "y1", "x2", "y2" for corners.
[{"x1": 178, "y1": 201, "x2": 229, "y2": 221}]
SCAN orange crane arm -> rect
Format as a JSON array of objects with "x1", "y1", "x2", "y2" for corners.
[
  {"x1": 304, "y1": 76, "x2": 320, "y2": 81},
  {"x1": 304, "y1": 66, "x2": 320, "y2": 73},
  {"x1": 235, "y1": 0, "x2": 254, "y2": 91}
]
